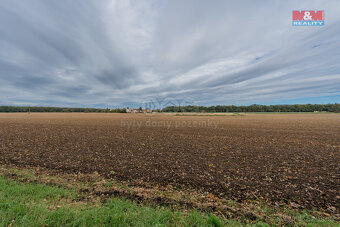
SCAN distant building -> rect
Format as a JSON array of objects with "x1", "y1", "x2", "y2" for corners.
[{"x1": 126, "y1": 108, "x2": 142, "y2": 113}]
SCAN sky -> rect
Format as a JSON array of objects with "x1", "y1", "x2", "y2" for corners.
[{"x1": 0, "y1": 0, "x2": 339, "y2": 108}]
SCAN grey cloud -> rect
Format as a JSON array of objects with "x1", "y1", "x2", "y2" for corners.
[{"x1": 0, "y1": 0, "x2": 339, "y2": 107}]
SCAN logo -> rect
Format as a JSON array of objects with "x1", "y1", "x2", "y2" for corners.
[{"x1": 292, "y1": 10, "x2": 324, "y2": 26}]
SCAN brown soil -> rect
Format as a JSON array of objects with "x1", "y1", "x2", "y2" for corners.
[{"x1": 0, "y1": 113, "x2": 339, "y2": 210}]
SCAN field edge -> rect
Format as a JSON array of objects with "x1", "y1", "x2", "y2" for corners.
[{"x1": 0, "y1": 165, "x2": 338, "y2": 226}]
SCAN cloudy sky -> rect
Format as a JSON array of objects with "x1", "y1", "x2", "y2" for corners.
[{"x1": 0, "y1": 0, "x2": 339, "y2": 108}]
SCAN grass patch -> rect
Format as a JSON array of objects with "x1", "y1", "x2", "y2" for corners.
[
  {"x1": 0, "y1": 177, "x2": 228, "y2": 226},
  {"x1": 0, "y1": 166, "x2": 338, "y2": 226}
]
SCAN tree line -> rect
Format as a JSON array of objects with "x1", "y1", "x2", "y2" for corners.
[
  {"x1": 162, "y1": 104, "x2": 340, "y2": 113},
  {"x1": 0, "y1": 106, "x2": 127, "y2": 113},
  {"x1": 0, "y1": 104, "x2": 339, "y2": 113}
]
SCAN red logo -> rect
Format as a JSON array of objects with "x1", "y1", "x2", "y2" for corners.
[{"x1": 293, "y1": 10, "x2": 324, "y2": 21}]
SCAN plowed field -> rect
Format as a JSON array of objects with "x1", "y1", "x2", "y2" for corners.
[{"x1": 0, "y1": 113, "x2": 339, "y2": 210}]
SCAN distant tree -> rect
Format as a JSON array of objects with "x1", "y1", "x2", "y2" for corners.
[
  {"x1": 161, "y1": 104, "x2": 340, "y2": 113},
  {"x1": 1, "y1": 104, "x2": 339, "y2": 113}
]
